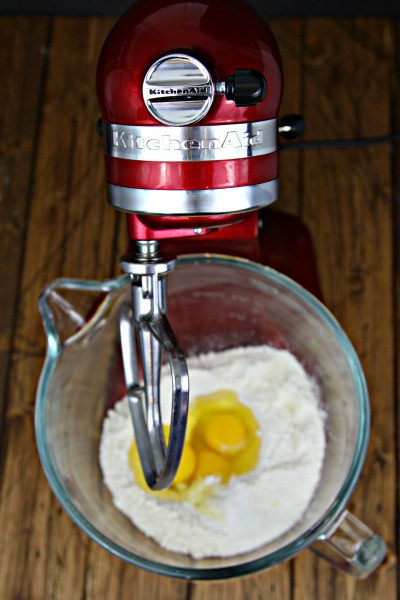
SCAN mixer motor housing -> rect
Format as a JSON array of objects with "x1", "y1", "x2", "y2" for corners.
[{"x1": 97, "y1": 0, "x2": 283, "y2": 242}]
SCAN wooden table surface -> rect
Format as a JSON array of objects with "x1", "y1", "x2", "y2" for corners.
[{"x1": 0, "y1": 13, "x2": 399, "y2": 600}]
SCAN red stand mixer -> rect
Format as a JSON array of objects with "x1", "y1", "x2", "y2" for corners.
[{"x1": 96, "y1": 0, "x2": 304, "y2": 490}]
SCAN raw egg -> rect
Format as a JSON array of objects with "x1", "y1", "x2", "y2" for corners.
[{"x1": 128, "y1": 389, "x2": 261, "y2": 508}]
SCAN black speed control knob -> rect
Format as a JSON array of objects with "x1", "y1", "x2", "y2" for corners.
[{"x1": 224, "y1": 69, "x2": 267, "y2": 107}]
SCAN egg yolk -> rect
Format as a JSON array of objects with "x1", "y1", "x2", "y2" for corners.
[
  {"x1": 204, "y1": 412, "x2": 248, "y2": 455},
  {"x1": 128, "y1": 389, "x2": 261, "y2": 508},
  {"x1": 196, "y1": 449, "x2": 231, "y2": 483}
]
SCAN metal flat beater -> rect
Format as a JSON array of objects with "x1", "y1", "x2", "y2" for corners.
[{"x1": 119, "y1": 241, "x2": 189, "y2": 490}]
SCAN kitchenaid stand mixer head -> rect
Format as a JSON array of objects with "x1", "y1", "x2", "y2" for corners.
[{"x1": 96, "y1": 0, "x2": 283, "y2": 489}]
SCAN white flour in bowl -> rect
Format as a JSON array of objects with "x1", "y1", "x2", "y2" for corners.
[{"x1": 100, "y1": 345, "x2": 326, "y2": 559}]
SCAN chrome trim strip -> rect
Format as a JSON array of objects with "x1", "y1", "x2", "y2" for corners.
[
  {"x1": 106, "y1": 179, "x2": 279, "y2": 215},
  {"x1": 104, "y1": 119, "x2": 277, "y2": 162}
]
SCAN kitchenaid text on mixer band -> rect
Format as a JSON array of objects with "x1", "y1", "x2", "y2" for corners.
[{"x1": 104, "y1": 119, "x2": 278, "y2": 162}]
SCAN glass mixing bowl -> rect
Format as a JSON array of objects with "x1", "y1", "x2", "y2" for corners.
[{"x1": 35, "y1": 254, "x2": 386, "y2": 579}]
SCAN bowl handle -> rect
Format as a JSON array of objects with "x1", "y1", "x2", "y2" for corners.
[{"x1": 310, "y1": 509, "x2": 386, "y2": 578}]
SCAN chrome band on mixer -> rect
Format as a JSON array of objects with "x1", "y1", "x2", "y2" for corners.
[
  {"x1": 106, "y1": 179, "x2": 278, "y2": 215},
  {"x1": 104, "y1": 119, "x2": 278, "y2": 162}
]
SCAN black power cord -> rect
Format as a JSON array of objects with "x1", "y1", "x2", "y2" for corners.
[
  {"x1": 279, "y1": 114, "x2": 400, "y2": 150},
  {"x1": 281, "y1": 131, "x2": 400, "y2": 150}
]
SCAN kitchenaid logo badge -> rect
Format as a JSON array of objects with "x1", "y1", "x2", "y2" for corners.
[
  {"x1": 148, "y1": 85, "x2": 212, "y2": 97},
  {"x1": 105, "y1": 120, "x2": 277, "y2": 161},
  {"x1": 111, "y1": 128, "x2": 263, "y2": 152}
]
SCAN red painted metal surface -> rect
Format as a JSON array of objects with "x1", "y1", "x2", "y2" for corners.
[
  {"x1": 126, "y1": 211, "x2": 259, "y2": 240},
  {"x1": 157, "y1": 208, "x2": 323, "y2": 300},
  {"x1": 97, "y1": 0, "x2": 283, "y2": 240},
  {"x1": 104, "y1": 153, "x2": 279, "y2": 191},
  {"x1": 97, "y1": 0, "x2": 282, "y2": 127}
]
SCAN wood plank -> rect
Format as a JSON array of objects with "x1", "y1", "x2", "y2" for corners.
[
  {"x1": 85, "y1": 547, "x2": 190, "y2": 600},
  {"x1": 297, "y1": 17, "x2": 397, "y2": 598},
  {"x1": 270, "y1": 18, "x2": 306, "y2": 217},
  {"x1": 0, "y1": 15, "x2": 49, "y2": 460},
  {"x1": 190, "y1": 566, "x2": 291, "y2": 600},
  {"x1": 0, "y1": 15, "x2": 123, "y2": 600},
  {"x1": 392, "y1": 16, "x2": 400, "y2": 600}
]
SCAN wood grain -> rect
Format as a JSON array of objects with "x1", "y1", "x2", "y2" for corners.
[
  {"x1": 299, "y1": 18, "x2": 397, "y2": 598},
  {"x1": 0, "y1": 16, "x2": 49, "y2": 467},
  {"x1": 0, "y1": 16, "x2": 117, "y2": 600},
  {"x1": 0, "y1": 14, "x2": 398, "y2": 600},
  {"x1": 270, "y1": 18, "x2": 305, "y2": 217},
  {"x1": 393, "y1": 18, "x2": 400, "y2": 600}
]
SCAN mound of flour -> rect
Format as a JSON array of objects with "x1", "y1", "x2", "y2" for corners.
[{"x1": 100, "y1": 345, "x2": 326, "y2": 559}]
